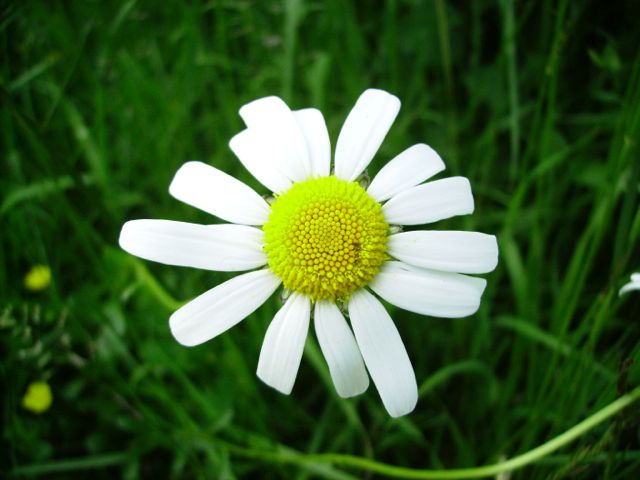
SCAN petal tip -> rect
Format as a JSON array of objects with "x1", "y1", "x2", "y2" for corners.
[
  {"x1": 118, "y1": 221, "x2": 133, "y2": 250},
  {"x1": 387, "y1": 396, "x2": 418, "y2": 418},
  {"x1": 457, "y1": 176, "x2": 475, "y2": 214},
  {"x1": 168, "y1": 308, "x2": 213, "y2": 347},
  {"x1": 257, "y1": 370, "x2": 294, "y2": 395},
  {"x1": 487, "y1": 236, "x2": 500, "y2": 272},
  {"x1": 168, "y1": 161, "x2": 203, "y2": 197},
  {"x1": 239, "y1": 96, "x2": 288, "y2": 123},
  {"x1": 418, "y1": 143, "x2": 446, "y2": 170},
  {"x1": 118, "y1": 220, "x2": 148, "y2": 255},
  {"x1": 337, "y1": 376, "x2": 370, "y2": 398},
  {"x1": 228, "y1": 129, "x2": 246, "y2": 153},
  {"x1": 168, "y1": 317, "x2": 201, "y2": 348},
  {"x1": 363, "y1": 88, "x2": 401, "y2": 106}
]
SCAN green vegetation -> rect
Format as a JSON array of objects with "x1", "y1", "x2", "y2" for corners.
[{"x1": 2, "y1": 1, "x2": 639, "y2": 478}]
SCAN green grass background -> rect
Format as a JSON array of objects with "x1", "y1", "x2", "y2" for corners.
[{"x1": 2, "y1": 0, "x2": 640, "y2": 478}]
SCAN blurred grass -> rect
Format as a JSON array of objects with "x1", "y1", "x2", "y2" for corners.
[{"x1": 2, "y1": 0, "x2": 640, "y2": 478}]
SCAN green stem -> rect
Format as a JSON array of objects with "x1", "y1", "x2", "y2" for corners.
[
  {"x1": 502, "y1": 0, "x2": 520, "y2": 181},
  {"x1": 434, "y1": 0, "x2": 458, "y2": 171},
  {"x1": 13, "y1": 452, "x2": 129, "y2": 475},
  {"x1": 222, "y1": 387, "x2": 640, "y2": 479},
  {"x1": 282, "y1": 0, "x2": 302, "y2": 100},
  {"x1": 131, "y1": 258, "x2": 183, "y2": 311}
]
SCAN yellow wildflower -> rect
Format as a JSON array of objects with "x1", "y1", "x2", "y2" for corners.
[
  {"x1": 22, "y1": 381, "x2": 53, "y2": 414},
  {"x1": 24, "y1": 265, "x2": 52, "y2": 291}
]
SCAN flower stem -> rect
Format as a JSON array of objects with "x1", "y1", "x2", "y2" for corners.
[
  {"x1": 131, "y1": 258, "x2": 183, "y2": 311},
  {"x1": 222, "y1": 386, "x2": 640, "y2": 479}
]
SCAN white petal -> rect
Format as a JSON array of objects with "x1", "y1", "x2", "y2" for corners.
[
  {"x1": 620, "y1": 279, "x2": 640, "y2": 296},
  {"x1": 239, "y1": 96, "x2": 311, "y2": 181},
  {"x1": 369, "y1": 261, "x2": 487, "y2": 318},
  {"x1": 169, "y1": 270, "x2": 280, "y2": 346},
  {"x1": 257, "y1": 293, "x2": 310, "y2": 394},
  {"x1": 348, "y1": 289, "x2": 417, "y2": 418},
  {"x1": 388, "y1": 231, "x2": 498, "y2": 274},
  {"x1": 382, "y1": 177, "x2": 474, "y2": 226},
  {"x1": 631, "y1": 273, "x2": 640, "y2": 282},
  {"x1": 229, "y1": 129, "x2": 293, "y2": 194},
  {"x1": 169, "y1": 161, "x2": 270, "y2": 225},
  {"x1": 314, "y1": 301, "x2": 369, "y2": 398},
  {"x1": 334, "y1": 89, "x2": 401, "y2": 182},
  {"x1": 294, "y1": 108, "x2": 331, "y2": 178},
  {"x1": 367, "y1": 144, "x2": 446, "y2": 202},
  {"x1": 119, "y1": 220, "x2": 267, "y2": 272}
]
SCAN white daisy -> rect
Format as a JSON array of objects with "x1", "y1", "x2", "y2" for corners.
[
  {"x1": 619, "y1": 273, "x2": 640, "y2": 296},
  {"x1": 119, "y1": 89, "x2": 498, "y2": 417}
]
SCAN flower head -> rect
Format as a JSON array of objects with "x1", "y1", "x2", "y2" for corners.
[{"x1": 119, "y1": 89, "x2": 499, "y2": 417}]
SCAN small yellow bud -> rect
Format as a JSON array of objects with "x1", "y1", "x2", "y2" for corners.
[
  {"x1": 22, "y1": 381, "x2": 53, "y2": 414},
  {"x1": 24, "y1": 265, "x2": 52, "y2": 291}
]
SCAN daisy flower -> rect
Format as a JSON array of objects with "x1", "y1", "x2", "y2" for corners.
[{"x1": 119, "y1": 89, "x2": 498, "y2": 417}]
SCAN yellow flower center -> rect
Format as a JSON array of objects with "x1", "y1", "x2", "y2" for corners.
[{"x1": 263, "y1": 176, "x2": 388, "y2": 301}]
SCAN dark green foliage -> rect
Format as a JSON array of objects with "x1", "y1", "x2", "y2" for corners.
[{"x1": 1, "y1": 0, "x2": 639, "y2": 478}]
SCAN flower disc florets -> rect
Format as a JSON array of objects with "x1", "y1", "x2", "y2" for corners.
[{"x1": 263, "y1": 176, "x2": 388, "y2": 301}]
